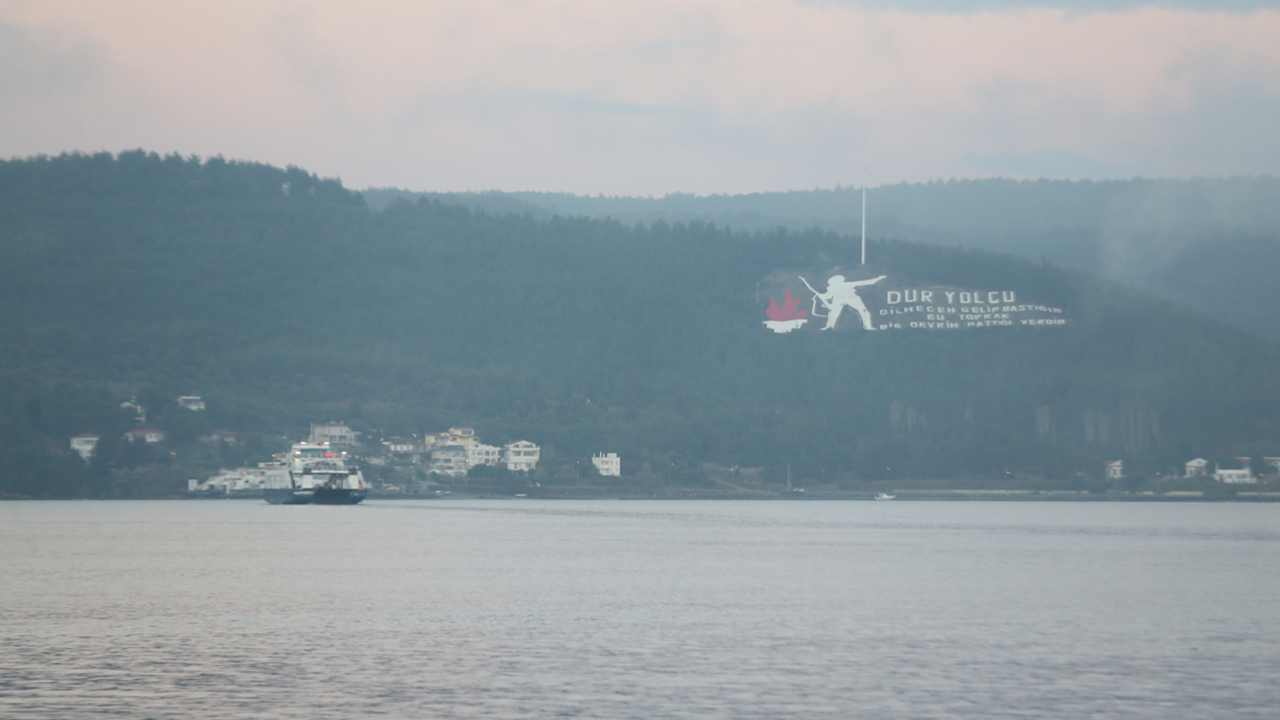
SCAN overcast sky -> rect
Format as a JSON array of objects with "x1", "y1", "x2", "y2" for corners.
[{"x1": 2, "y1": 1, "x2": 1278, "y2": 195}]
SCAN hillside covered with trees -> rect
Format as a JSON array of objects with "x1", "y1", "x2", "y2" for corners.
[
  {"x1": 3, "y1": 152, "x2": 1279, "y2": 497},
  {"x1": 368, "y1": 177, "x2": 1280, "y2": 342}
]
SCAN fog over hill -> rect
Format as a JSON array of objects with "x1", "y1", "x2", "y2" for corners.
[{"x1": 365, "y1": 177, "x2": 1280, "y2": 341}]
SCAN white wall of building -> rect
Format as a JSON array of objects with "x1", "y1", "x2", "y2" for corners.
[
  {"x1": 177, "y1": 396, "x2": 206, "y2": 411},
  {"x1": 310, "y1": 423, "x2": 358, "y2": 447},
  {"x1": 70, "y1": 434, "x2": 99, "y2": 460},
  {"x1": 430, "y1": 446, "x2": 468, "y2": 476},
  {"x1": 1214, "y1": 467, "x2": 1256, "y2": 484},
  {"x1": 593, "y1": 452, "x2": 621, "y2": 477},
  {"x1": 467, "y1": 444, "x2": 502, "y2": 468},
  {"x1": 503, "y1": 440, "x2": 540, "y2": 472}
]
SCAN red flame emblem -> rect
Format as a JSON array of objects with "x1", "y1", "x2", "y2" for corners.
[{"x1": 766, "y1": 287, "x2": 808, "y2": 322}]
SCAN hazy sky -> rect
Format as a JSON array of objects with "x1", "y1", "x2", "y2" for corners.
[{"x1": 2, "y1": 1, "x2": 1278, "y2": 195}]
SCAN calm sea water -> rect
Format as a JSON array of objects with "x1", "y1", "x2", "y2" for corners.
[{"x1": 2, "y1": 499, "x2": 1278, "y2": 719}]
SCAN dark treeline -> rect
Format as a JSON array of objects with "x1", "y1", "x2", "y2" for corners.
[{"x1": 3, "y1": 152, "x2": 1280, "y2": 497}]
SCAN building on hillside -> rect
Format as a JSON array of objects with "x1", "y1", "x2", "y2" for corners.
[
  {"x1": 447, "y1": 427, "x2": 479, "y2": 446},
  {"x1": 384, "y1": 437, "x2": 426, "y2": 464},
  {"x1": 503, "y1": 440, "x2": 540, "y2": 472},
  {"x1": 429, "y1": 445, "x2": 468, "y2": 476},
  {"x1": 189, "y1": 465, "x2": 289, "y2": 494},
  {"x1": 124, "y1": 429, "x2": 166, "y2": 443},
  {"x1": 200, "y1": 429, "x2": 237, "y2": 444},
  {"x1": 1105, "y1": 460, "x2": 1123, "y2": 480},
  {"x1": 592, "y1": 452, "x2": 621, "y2": 477},
  {"x1": 120, "y1": 397, "x2": 147, "y2": 424},
  {"x1": 177, "y1": 396, "x2": 206, "y2": 411},
  {"x1": 385, "y1": 437, "x2": 425, "y2": 454},
  {"x1": 466, "y1": 444, "x2": 502, "y2": 468},
  {"x1": 310, "y1": 422, "x2": 358, "y2": 448},
  {"x1": 70, "y1": 434, "x2": 99, "y2": 460},
  {"x1": 1214, "y1": 465, "x2": 1256, "y2": 484},
  {"x1": 1185, "y1": 458, "x2": 1209, "y2": 478}
]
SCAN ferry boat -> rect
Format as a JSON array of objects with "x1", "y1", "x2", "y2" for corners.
[{"x1": 263, "y1": 441, "x2": 368, "y2": 505}]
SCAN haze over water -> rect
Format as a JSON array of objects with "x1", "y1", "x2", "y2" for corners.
[{"x1": 3, "y1": 499, "x2": 1278, "y2": 718}]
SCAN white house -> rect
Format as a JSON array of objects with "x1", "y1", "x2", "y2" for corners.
[
  {"x1": 70, "y1": 434, "x2": 99, "y2": 460},
  {"x1": 429, "y1": 445, "x2": 468, "y2": 476},
  {"x1": 310, "y1": 422, "x2": 358, "y2": 448},
  {"x1": 177, "y1": 396, "x2": 206, "y2": 411},
  {"x1": 1185, "y1": 458, "x2": 1209, "y2": 478},
  {"x1": 123, "y1": 428, "x2": 165, "y2": 443},
  {"x1": 466, "y1": 443, "x2": 502, "y2": 468},
  {"x1": 503, "y1": 440, "x2": 540, "y2": 472},
  {"x1": 1105, "y1": 460, "x2": 1123, "y2": 479},
  {"x1": 592, "y1": 452, "x2": 621, "y2": 477},
  {"x1": 1214, "y1": 465, "x2": 1256, "y2": 484}
]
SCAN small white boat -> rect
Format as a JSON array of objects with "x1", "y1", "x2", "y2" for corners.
[{"x1": 874, "y1": 493, "x2": 895, "y2": 500}]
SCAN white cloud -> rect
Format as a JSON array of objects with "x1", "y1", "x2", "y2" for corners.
[{"x1": 0, "y1": 1, "x2": 1277, "y2": 193}]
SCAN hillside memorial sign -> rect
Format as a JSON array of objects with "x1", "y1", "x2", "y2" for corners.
[{"x1": 761, "y1": 268, "x2": 1069, "y2": 334}]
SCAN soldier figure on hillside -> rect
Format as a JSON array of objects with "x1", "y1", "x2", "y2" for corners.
[{"x1": 799, "y1": 274, "x2": 887, "y2": 331}]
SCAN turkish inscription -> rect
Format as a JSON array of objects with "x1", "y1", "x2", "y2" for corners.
[{"x1": 760, "y1": 268, "x2": 1069, "y2": 334}]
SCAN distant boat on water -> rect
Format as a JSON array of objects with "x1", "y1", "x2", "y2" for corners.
[{"x1": 874, "y1": 493, "x2": 896, "y2": 500}]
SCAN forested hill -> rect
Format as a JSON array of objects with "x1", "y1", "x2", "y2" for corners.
[
  {"x1": 3, "y1": 152, "x2": 1279, "y2": 497},
  {"x1": 366, "y1": 177, "x2": 1280, "y2": 342}
]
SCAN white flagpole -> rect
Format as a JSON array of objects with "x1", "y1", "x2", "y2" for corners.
[{"x1": 861, "y1": 171, "x2": 867, "y2": 265}]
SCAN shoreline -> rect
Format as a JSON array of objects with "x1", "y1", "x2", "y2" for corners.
[
  {"x1": 6, "y1": 489, "x2": 1279, "y2": 502},
  {"x1": 201, "y1": 488, "x2": 1280, "y2": 502}
]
